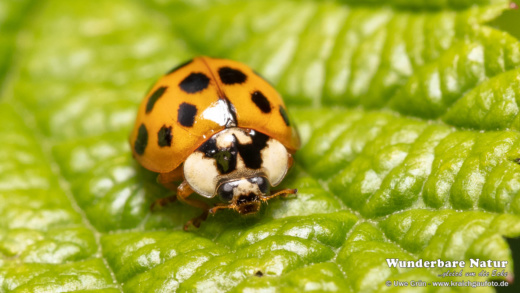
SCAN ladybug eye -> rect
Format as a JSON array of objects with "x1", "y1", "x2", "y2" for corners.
[
  {"x1": 248, "y1": 177, "x2": 270, "y2": 195},
  {"x1": 218, "y1": 183, "x2": 234, "y2": 202},
  {"x1": 257, "y1": 177, "x2": 270, "y2": 194}
]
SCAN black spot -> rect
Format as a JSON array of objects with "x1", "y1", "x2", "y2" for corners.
[
  {"x1": 214, "y1": 150, "x2": 235, "y2": 173},
  {"x1": 157, "y1": 125, "x2": 172, "y2": 147},
  {"x1": 198, "y1": 137, "x2": 238, "y2": 174},
  {"x1": 166, "y1": 59, "x2": 192, "y2": 75},
  {"x1": 197, "y1": 130, "x2": 269, "y2": 174},
  {"x1": 237, "y1": 131, "x2": 269, "y2": 169},
  {"x1": 134, "y1": 124, "x2": 148, "y2": 155},
  {"x1": 179, "y1": 73, "x2": 210, "y2": 94},
  {"x1": 178, "y1": 103, "x2": 197, "y2": 127},
  {"x1": 279, "y1": 106, "x2": 290, "y2": 126},
  {"x1": 146, "y1": 86, "x2": 168, "y2": 113},
  {"x1": 251, "y1": 91, "x2": 271, "y2": 113},
  {"x1": 255, "y1": 271, "x2": 264, "y2": 277},
  {"x1": 198, "y1": 137, "x2": 219, "y2": 157},
  {"x1": 218, "y1": 67, "x2": 247, "y2": 85}
]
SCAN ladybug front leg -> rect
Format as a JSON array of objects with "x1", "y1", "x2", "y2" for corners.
[
  {"x1": 152, "y1": 168, "x2": 211, "y2": 230},
  {"x1": 157, "y1": 167, "x2": 184, "y2": 190},
  {"x1": 150, "y1": 167, "x2": 184, "y2": 210},
  {"x1": 150, "y1": 194, "x2": 178, "y2": 210},
  {"x1": 176, "y1": 180, "x2": 210, "y2": 230}
]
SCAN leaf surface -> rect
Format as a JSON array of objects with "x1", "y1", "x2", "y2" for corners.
[{"x1": 1, "y1": 0, "x2": 520, "y2": 292}]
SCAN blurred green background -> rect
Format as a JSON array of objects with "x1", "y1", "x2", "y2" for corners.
[{"x1": 1, "y1": 0, "x2": 520, "y2": 292}]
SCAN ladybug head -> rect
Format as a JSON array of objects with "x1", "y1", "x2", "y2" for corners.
[{"x1": 216, "y1": 176, "x2": 270, "y2": 215}]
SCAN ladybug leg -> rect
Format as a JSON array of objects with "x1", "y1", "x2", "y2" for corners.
[
  {"x1": 157, "y1": 167, "x2": 184, "y2": 190},
  {"x1": 150, "y1": 194, "x2": 178, "y2": 211},
  {"x1": 151, "y1": 167, "x2": 185, "y2": 210},
  {"x1": 261, "y1": 188, "x2": 298, "y2": 202},
  {"x1": 177, "y1": 180, "x2": 210, "y2": 230},
  {"x1": 208, "y1": 203, "x2": 235, "y2": 214}
]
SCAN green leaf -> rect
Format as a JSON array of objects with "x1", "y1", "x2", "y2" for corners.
[
  {"x1": 294, "y1": 108, "x2": 520, "y2": 216},
  {"x1": 342, "y1": 0, "x2": 510, "y2": 10},
  {"x1": 0, "y1": 0, "x2": 33, "y2": 87},
  {"x1": 443, "y1": 67, "x2": 520, "y2": 130},
  {"x1": 2, "y1": 0, "x2": 520, "y2": 292}
]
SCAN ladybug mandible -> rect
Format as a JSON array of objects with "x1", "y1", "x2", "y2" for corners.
[{"x1": 130, "y1": 57, "x2": 300, "y2": 229}]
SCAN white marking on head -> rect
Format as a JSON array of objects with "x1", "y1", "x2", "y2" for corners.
[
  {"x1": 213, "y1": 128, "x2": 252, "y2": 149},
  {"x1": 183, "y1": 151, "x2": 219, "y2": 198},
  {"x1": 233, "y1": 129, "x2": 253, "y2": 145},
  {"x1": 234, "y1": 180, "x2": 260, "y2": 197},
  {"x1": 261, "y1": 139, "x2": 290, "y2": 186}
]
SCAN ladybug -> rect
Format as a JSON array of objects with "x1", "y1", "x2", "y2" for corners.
[{"x1": 130, "y1": 57, "x2": 300, "y2": 229}]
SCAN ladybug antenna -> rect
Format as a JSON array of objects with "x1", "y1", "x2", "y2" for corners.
[{"x1": 260, "y1": 189, "x2": 297, "y2": 201}]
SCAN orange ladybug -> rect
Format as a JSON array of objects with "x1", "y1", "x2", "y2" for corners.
[{"x1": 130, "y1": 57, "x2": 300, "y2": 229}]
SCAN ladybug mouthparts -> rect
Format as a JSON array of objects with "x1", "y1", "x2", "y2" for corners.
[
  {"x1": 236, "y1": 200, "x2": 262, "y2": 215},
  {"x1": 236, "y1": 192, "x2": 259, "y2": 205},
  {"x1": 235, "y1": 192, "x2": 262, "y2": 215}
]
